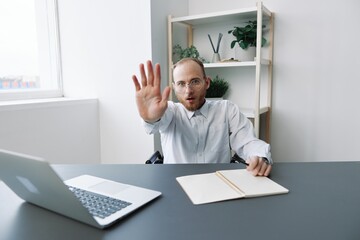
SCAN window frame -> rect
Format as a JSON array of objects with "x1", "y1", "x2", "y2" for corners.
[{"x1": 0, "y1": 0, "x2": 63, "y2": 101}]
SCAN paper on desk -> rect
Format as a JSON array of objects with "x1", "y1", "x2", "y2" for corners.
[
  {"x1": 217, "y1": 169, "x2": 289, "y2": 197},
  {"x1": 176, "y1": 172, "x2": 245, "y2": 205},
  {"x1": 176, "y1": 169, "x2": 288, "y2": 205}
]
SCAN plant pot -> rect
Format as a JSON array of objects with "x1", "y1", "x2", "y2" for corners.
[{"x1": 234, "y1": 46, "x2": 256, "y2": 62}]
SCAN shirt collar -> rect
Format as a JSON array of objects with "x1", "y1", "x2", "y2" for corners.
[{"x1": 184, "y1": 100, "x2": 209, "y2": 119}]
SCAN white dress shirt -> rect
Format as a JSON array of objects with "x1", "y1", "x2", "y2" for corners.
[{"x1": 143, "y1": 100, "x2": 272, "y2": 164}]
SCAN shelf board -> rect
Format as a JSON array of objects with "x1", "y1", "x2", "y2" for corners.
[
  {"x1": 204, "y1": 59, "x2": 270, "y2": 68},
  {"x1": 240, "y1": 106, "x2": 269, "y2": 118},
  {"x1": 171, "y1": 6, "x2": 271, "y2": 25}
]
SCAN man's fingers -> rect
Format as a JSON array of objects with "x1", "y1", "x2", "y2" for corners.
[
  {"x1": 264, "y1": 165, "x2": 272, "y2": 177},
  {"x1": 154, "y1": 63, "x2": 161, "y2": 88},
  {"x1": 246, "y1": 156, "x2": 273, "y2": 176},
  {"x1": 132, "y1": 75, "x2": 141, "y2": 91},
  {"x1": 247, "y1": 157, "x2": 260, "y2": 176},
  {"x1": 137, "y1": 60, "x2": 160, "y2": 88},
  {"x1": 247, "y1": 156, "x2": 258, "y2": 170},
  {"x1": 162, "y1": 86, "x2": 171, "y2": 103},
  {"x1": 146, "y1": 60, "x2": 154, "y2": 86},
  {"x1": 139, "y1": 63, "x2": 147, "y2": 87},
  {"x1": 257, "y1": 160, "x2": 268, "y2": 176}
]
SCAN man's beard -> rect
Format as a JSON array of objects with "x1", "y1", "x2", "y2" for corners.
[{"x1": 179, "y1": 98, "x2": 205, "y2": 112}]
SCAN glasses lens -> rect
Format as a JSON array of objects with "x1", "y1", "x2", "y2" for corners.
[{"x1": 174, "y1": 79, "x2": 203, "y2": 92}]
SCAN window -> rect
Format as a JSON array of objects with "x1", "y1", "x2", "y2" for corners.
[{"x1": 0, "y1": 0, "x2": 62, "y2": 101}]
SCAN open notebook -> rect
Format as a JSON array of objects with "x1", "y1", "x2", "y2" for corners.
[{"x1": 176, "y1": 169, "x2": 289, "y2": 205}]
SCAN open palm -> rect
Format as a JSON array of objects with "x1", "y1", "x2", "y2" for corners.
[{"x1": 132, "y1": 61, "x2": 171, "y2": 123}]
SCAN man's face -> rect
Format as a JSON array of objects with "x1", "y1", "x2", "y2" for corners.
[{"x1": 172, "y1": 61, "x2": 210, "y2": 111}]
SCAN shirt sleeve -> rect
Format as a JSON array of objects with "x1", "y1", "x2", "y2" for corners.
[
  {"x1": 228, "y1": 102, "x2": 272, "y2": 164},
  {"x1": 142, "y1": 101, "x2": 175, "y2": 135},
  {"x1": 143, "y1": 119, "x2": 161, "y2": 135}
]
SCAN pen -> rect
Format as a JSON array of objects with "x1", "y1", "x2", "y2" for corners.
[
  {"x1": 237, "y1": 158, "x2": 249, "y2": 166},
  {"x1": 231, "y1": 154, "x2": 249, "y2": 166},
  {"x1": 231, "y1": 155, "x2": 270, "y2": 166}
]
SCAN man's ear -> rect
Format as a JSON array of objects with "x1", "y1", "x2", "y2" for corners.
[{"x1": 205, "y1": 76, "x2": 211, "y2": 90}]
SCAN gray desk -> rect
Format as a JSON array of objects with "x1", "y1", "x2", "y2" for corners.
[{"x1": 1, "y1": 162, "x2": 360, "y2": 240}]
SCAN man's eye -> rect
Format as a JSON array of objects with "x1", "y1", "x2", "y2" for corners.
[
  {"x1": 177, "y1": 82, "x2": 185, "y2": 87},
  {"x1": 192, "y1": 79, "x2": 201, "y2": 85}
]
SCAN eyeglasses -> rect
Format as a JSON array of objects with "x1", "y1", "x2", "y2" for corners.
[{"x1": 173, "y1": 78, "x2": 204, "y2": 92}]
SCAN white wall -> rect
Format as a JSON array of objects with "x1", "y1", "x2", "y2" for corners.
[
  {"x1": 57, "y1": 0, "x2": 154, "y2": 163},
  {"x1": 58, "y1": 0, "x2": 187, "y2": 163},
  {"x1": 3, "y1": 0, "x2": 358, "y2": 164},
  {"x1": 0, "y1": 0, "x2": 186, "y2": 165},
  {"x1": 0, "y1": 99, "x2": 100, "y2": 164},
  {"x1": 189, "y1": 0, "x2": 360, "y2": 162}
]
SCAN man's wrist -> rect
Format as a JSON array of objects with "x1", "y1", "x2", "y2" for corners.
[{"x1": 144, "y1": 118, "x2": 161, "y2": 124}]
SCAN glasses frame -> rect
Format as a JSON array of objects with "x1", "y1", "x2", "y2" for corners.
[{"x1": 173, "y1": 78, "x2": 205, "y2": 92}]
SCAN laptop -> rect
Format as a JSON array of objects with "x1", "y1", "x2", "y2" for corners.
[{"x1": 0, "y1": 149, "x2": 161, "y2": 229}]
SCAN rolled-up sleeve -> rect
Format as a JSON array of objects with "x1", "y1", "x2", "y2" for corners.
[
  {"x1": 228, "y1": 102, "x2": 273, "y2": 164},
  {"x1": 142, "y1": 101, "x2": 174, "y2": 135},
  {"x1": 143, "y1": 119, "x2": 161, "y2": 135}
]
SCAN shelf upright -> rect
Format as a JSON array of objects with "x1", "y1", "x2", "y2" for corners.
[{"x1": 167, "y1": 1, "x2": 274, "y2": 142}]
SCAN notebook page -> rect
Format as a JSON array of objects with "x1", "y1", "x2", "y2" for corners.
[
  {"x1": 176, "y1": 172, "x2": 245, "y2": 205},
  {"x1": 217, "y1": 169, "x2": 289, "y2": 197}
]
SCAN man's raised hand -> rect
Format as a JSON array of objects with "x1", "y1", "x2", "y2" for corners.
[{"x1": 132, "y1": 60, "x2": 171, "y2": 123}]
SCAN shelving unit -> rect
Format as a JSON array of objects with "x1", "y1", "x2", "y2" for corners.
[{"x1": 167, "y1": 2, "x2": 274, "y2": 142}]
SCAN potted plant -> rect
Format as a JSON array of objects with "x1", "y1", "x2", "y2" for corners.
[
  {"x1": 173, "y1": 44, "x2": 207, "y2": 63},
  {"x1": 206, "y1": 75, "x2": 229, "y2": 99},
  {"x1": 228, "y1": 21, "x2": 266, "y2": 61}
]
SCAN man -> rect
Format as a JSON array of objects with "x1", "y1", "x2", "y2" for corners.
[{"x1": 132, "y1": 58, "x2": 272, "y2": 176}]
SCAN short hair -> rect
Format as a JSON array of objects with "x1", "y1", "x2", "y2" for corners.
[{"x1": 173, "y1": 58, "x2": 206, "y2": 78}]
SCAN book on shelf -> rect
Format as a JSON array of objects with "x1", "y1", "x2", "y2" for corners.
[{"x1": 176, "y1": 169, "x2": 289, "y2": 205}]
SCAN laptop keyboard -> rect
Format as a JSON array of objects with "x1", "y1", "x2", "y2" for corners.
[{"x1": 68, "y1": 186, "x2": 132, "y2": 219}]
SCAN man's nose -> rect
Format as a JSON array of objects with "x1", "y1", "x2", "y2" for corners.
[{"x1": 184, "y1": 84, "x2": 194, "y2": 93}]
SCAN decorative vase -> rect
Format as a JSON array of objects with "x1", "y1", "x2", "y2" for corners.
[{"x1": 212, "y1": 53, "x2": 221, "y2": 63}]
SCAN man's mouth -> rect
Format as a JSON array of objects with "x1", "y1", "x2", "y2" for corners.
[{"x1": 186, "y1": 97, "x2": 195, "y2": 102}]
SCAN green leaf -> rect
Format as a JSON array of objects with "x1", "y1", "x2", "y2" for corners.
[
  {"x1": 206, "y1": 75, "x2": 229, "y2": 98},
  {"x1": 240, "y1": 41, "x2": 248, "y2": 49},
  {"x1": 261, "y1": 38, "x2": 267, "y2": 47},
  {"x1": 228, "y1": 20, "x2": 267, "y2": 49}
]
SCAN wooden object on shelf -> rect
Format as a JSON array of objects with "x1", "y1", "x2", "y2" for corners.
[{"x1": 167, "y1": 2, "x2": 274, "y2": 143}]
